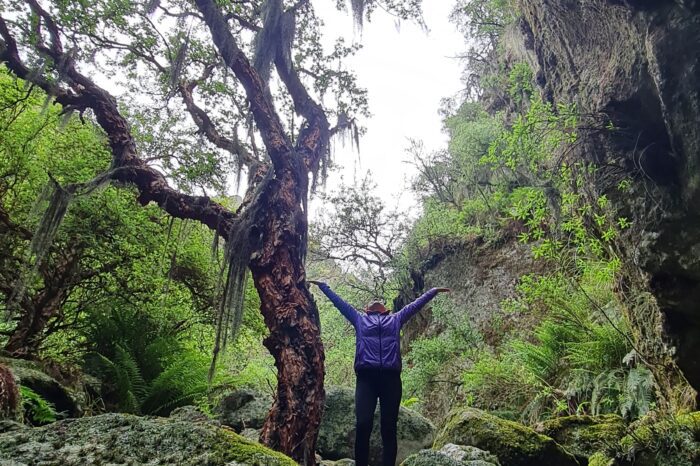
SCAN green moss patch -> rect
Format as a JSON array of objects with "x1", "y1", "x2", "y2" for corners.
[
  {"x1": 616, "y1": 411, "x2": 700, "y2": 466},
  {"x1": 0, "y1": 412, "x2": 296, "y2": 465},
  {"x1": 433, "y1": 408, "x2": 578, "y2": 466},
  {"x1": 536, "y1": 414, "x2": 627, "y2": 461}
]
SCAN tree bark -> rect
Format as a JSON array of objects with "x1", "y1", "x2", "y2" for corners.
[
  {"x1": 4, "y1": 290, "x2": 65, "y2": 358},
  {"x1": 249, "y1": 165, "x2": 325, "y2": 464},
  {"x1": 193, "y1": 3, "x2": 328, "y2": 463},
  {"x1": 3, "y1": 247, "x2": 80, "y2": 358}
]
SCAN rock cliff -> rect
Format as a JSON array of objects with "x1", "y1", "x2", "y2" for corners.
[{"x1": 516, "y1": 0, "x2": 700, "y2": 402}]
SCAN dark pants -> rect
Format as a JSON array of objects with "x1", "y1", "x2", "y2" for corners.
[{"x1": 355, "y1": 369, "x2": 402, "y2": 466}]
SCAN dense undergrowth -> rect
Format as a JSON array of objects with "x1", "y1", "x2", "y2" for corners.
[
  {"x1": 0, "y1": 69, "x2": 275, "y2": 417},
  {"x1": 395, "y1": 88, "x2": 658, "y2": 423}
]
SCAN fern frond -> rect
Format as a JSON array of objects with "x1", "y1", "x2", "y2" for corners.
[{"x1": 20, "y1": 385, "x2": 57, "y2": 425}]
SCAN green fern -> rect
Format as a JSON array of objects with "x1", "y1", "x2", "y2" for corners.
[
  {"x1": 463, "y1": 264, "x2": 657, "y2": 422},
  {"x1": 90, "y1": 345, "x2": 149, "y2": 414},
  {"x1": 142, "y1": 352, "x2": 211, "y2": 415},
  {"x1": 20, "y1": 385, "x2": 57, "y2": 425},
  {"x1": 621, "y1": 366, "x2": 654, "y2": 419}
]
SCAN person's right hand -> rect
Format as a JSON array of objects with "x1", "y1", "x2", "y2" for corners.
[
  {"x1": 307, "y1": 279, "x2": 325, "y2": 286},
  {"x1": 435, "y1": 287, "x2": 451, "y2": 293}
]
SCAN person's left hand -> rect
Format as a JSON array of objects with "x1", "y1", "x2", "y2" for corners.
[
  {"x1": 435, "y1": 287, "x2": 451, "y2": 293},
  {"x1": 307, "y1": 280, "x2": 325, "y2": 287}
]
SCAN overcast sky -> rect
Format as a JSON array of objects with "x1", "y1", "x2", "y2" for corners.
[{"x1": 309, "y1": 1, "x2": 465, "y2": 214}]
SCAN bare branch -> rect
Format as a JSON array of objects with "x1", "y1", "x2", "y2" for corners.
[
  {"x1": 272, "y1": 8, "x2": 330, "y2": 163},
  {"x1": 178, "y1": 66, "x2": 260, "y2": 168},
  {"x1": 195, "y1": 0, "x2": 293, "y2": 167}
]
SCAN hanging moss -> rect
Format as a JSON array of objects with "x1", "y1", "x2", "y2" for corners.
[
  {"x1": 7, "y1": 170, "x2": 111, "y2": 316},
  {"x1": 208, "y1": 168, "x2": 273, "y2": 380},
  {"x1": 7, "y1": 178, "x2": 73, "y2": 313},
  {"x1": 351, "y1": 0, "x2": 366, "y2": 29},
  {"x1": 252, "y1": 0, "x2": 286, "y2": 83},
  {"x1": 208, "y1": 216, "x2": 253, "y2": 381},
  {"x1": 28, "y1": 178, "x2": 73, "y2": 268}
]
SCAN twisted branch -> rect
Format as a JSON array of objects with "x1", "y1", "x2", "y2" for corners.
[{"x1": 0, "y1": 3, "x2": 239, "y2": 238}]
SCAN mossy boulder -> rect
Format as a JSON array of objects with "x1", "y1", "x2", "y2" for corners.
[
  {"x1": 535, "y1": 414, "x2": 627, "y2": 462},
  {"x1": 169, "y1": 404, "x2": 211, "y2": 422},
  {"x1": 0, "y1": 357, "x2": 82, "y2": 418},
  {"x1": 215, "y1": 388, "x2": 272, "y2": 431},
  {"x1": 240, "y1": 427, "x2": 262, "y2": 442},
  {"x1": 317, "y1": 386, "x2": 435, "y2": 465},
  {"x1": 434, "y1": 408, "x2": 578, "y2": 466},
  {"x1": 401, "y1": 443, "x2": 500, "y2": 466},
  {"x1": 319, "y1": 459, "x2": 356, "y2": 466},
  {"x1": 0, "y1": 412, "x2": 296, "y2": 465},
  {"x1": 616, "y1": 411, "x2": 700, "y2": 466}
]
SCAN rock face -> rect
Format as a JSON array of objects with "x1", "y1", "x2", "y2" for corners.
[
  {"x1": 394, "y1": 238, "x2": 543, "y2": 419},
  {"x1": 320, "y1": 386, "x2": 436, "y2": 466},
  {"x1": 401, "y1": 443, "x2": 501, "y2": 466},
  {"x1": 0, "y1": 357, "x2": 82, "y2": 419},
  {"x1": 514, "y1": 0, "x2": 700, "y2": 403},
  {"x1": 0, "y1": 411, "x2": 296, "y2": 465},
  {"x1": 319, "y1": 459, "x2": 356, "y2": 466},
  {"x1": 434, "y1": 408, "x2": 578, "y2": 466},
  {"x1": 398, "y1": 238, "x2": 541, "y2": 346},
  {"x1": 534, "y1": 415, "x2": 627, "y2": 463},
  {"x1": 215, "y1": 388, "x2": 272, "y2": 431}
]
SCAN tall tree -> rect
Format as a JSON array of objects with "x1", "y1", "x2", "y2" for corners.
[
  {"x1": 0, "y1": 0, "x2": 421, "y2": 463},
  {"x1": 311, "y1": 173, "x2": 408, "y2": 297}
]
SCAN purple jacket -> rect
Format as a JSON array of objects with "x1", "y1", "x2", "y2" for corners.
[{"x1": 317, "y1": 283, "x2": 439, "y2": 372}]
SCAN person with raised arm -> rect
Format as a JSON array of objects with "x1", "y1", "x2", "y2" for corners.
[{"x1": 308, "y1": 280, "x2": 450, "y2": 466}]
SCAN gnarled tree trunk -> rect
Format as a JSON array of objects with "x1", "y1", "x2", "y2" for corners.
[
  {"x1": 250, "y1": 166, "x2": 325, "y2": 463},
  {"x1": 3, "y1": 246, "x2": 81, "y2": 358}
]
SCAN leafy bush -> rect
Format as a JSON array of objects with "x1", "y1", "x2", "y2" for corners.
[
  {"x1": 402, "y1": 297, "x2": 481, "y2": 416},
  {"x1": 409, "y1": 199, "x2": 479, "y2": 249},
  {"x1": 463, "y1": 263, "x2": 655, "y2": 423},
  {"x1": 508, "y1": 63, "x2": 534, "y2": 104}
]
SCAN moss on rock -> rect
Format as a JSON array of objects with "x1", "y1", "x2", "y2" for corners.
[
  {"x1": 213, "y1": 428, "x2": 297, "y2": 465},
  {"x1": 401, "y1": 449, "x2": 462, "y2": 466},
  {"x1": 319, "y1": 459, "x2": 356, "y2": 466},
  {"x1": 535, "y1": 414, "x2": 627, "y2": 461},
  {"x1": 0, "y1": 412, "x2": 296, "y2": 465},
  {"x1": 433, "y1": 408, "x2": 578, "y2": 466},
  {"x1": 0, "y1": 357, "x2": 82, "y2": 418},
  {"x1": 616, "y1": 411, "x2": 700, "y2": 466},
  {"x1": 587, "y1": 451, "x2": 615, "y2": 466}
]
